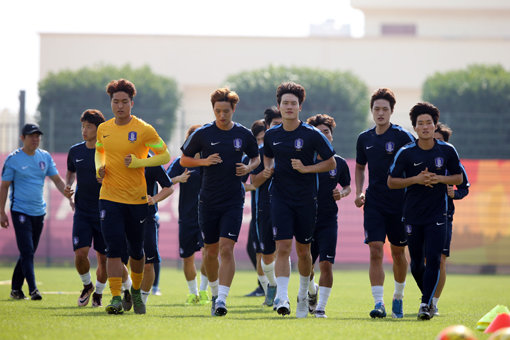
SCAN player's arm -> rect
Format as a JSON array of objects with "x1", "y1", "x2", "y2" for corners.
[
  {"x1": 333, "y1": 185, "x2": 351, "y2": 201},
  {"x1": 354, "y1": 163, "x2": 366, "y2": 207},
  {"x1": 236, "y1": 156, "x2": 260, "y2": 177},
  {"x1": 128, "y1": 148, "x2": 170, "y2": 168},
  {"x1": 262, "y1": 155, "x2": 275, "y2": 180},
  {"x1": 250, "y1": 172, "x2": 269, "y2": 188},
  {"x1": 64, "y1": 170, "x2": 76, "y2": 210},
  {"x1": 170, "y1": 169, "x2": 191, "y2": 184},
  {"x1": 432, "y1": 173, "x2": 463, "y2": 186},
  {"x1": 95, "y1": 147, "x2": 105, "y2": 179},
  {"x1": 291, "y1": 156, "x2": 336, "y2": 174},
  {"x1": 180, "y1": 153, "x2": 222, "y2": 167},
  {"x1": 0, "y1": 180, "x2": 11, "y2": 228},
  {"x1": 49, "y1": 174, "x2": 73, "y2": 198},
  {"x1": 148, "y1": 186, "x2": 174, "y2": 206}
]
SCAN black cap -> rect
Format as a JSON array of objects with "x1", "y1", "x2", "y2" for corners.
[{"x1": 22, "y1": 123, "x2": 43, "y2": 136}]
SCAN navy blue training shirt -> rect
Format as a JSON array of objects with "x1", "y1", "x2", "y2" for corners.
[
  {"x1": 181, "y1": 121, "x2": 258, "y2": 208},
  {"x1": 167, "y1": 157, "x2": 201, "y2": 226},
  {"x1": 67, "y1": 142, "x2": 101, "y2": 216},
  {"x1": 356, "y1": 123, "x2": 415, "y2": 213},
  {"x1": 263, "y1": 121, "x2": 335, "y2": 203},
  {"x1": 389, "y1": 140, "x2": 462, "y2": 225},
  {"x1": 252, "y1": 145, "x2": 271, "y2": 210},
  {"x1": 317, "y1": 155, "x2": 351, "y2": 218},
  {"x1": 145, "y1": 165, "x2": 172, "y2": 216},
  {"x1": 447, "y1": 164, "x2": 470, "y2": 217}
]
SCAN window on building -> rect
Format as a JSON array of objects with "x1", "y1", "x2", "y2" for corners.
[{"x1": 381, "y1": 24, "x2": 416, "y2": 36}]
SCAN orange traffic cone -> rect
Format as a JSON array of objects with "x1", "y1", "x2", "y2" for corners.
[{"x1": 485, "y1": 314, "x2": 510, "y2": 334}]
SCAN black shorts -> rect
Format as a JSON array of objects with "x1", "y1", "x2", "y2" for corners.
[
  {"x1": 271, "y1": 196, "x2": 317, "y2": 244},
  {"x1": 311, "y1": 218, "x2": 338, "y2": 264},
  {"x1": 363, "y1": 203, "x2": 407, "y2": 246},
  {"x1": 442, "y1": 216, "x2": 453, "y2": 257},
  {"x1": 72, "y1": 209, "x2": 106, "y2": 254},
  {"x1": 179, "y1": 222, "x2": 203, "y2": 258},
  {"x1": 99, "y1": 200, "x2": 148, "y2": 260},
  {"x1": 198, "y1": 202, "x2": 243, "y2": 244},
  {"x1": 144, "y1": 216, "x2": 160, "y2": 264},
  {"x1": 257, "y1": 205, "x2": 275, "y2": 255}
]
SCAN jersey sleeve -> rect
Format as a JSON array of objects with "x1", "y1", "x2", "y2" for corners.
[
  {"x1": 314, "y1": 130, "x2": 335, "y2": 160},
  {"x1": 144, "y1": 125, "x2": 167, "y2": 155},
  {"x1": 1, "y1": 156, "x2": 14, "y2": 181},
  {"x1": 263, "y1": 132, "x2": 274, "y2": 158},
  {"x1": 67, "y1": 147, "x2": 76, "y2": 172},
  {"x1": 167, "y1": 157, "x2": 184, "y2": 178},
  {"x1": 355, "y1": 134, "x2": 367, "y2": 166},
  {"x1": 46, "y1": 153, "x2": 59, "y2": 177},
  {"x1": 244, "y1": 130, "x2": 259, "y2": 159},
  {"x1": 181, "y1": 130, "x2": 202, "y2": 157},
  {"x1": 154, "y1": 165, "x2": 173, "y2": 188},
  {"x1": 337, "y1": 157, "x2": 351, "y2": 187},
  {"x1": 240, "y1": 154, "x2": 250, "y2": 183},
  {"x1": 389, "y1": 148, "x2": 407, "y2": 178},
  {"x1": 446, "y1": 145, "x2": 462, "y2": 176},
  {"x1": 251, "y1": 147, "x2": 264, "y2": 175},
  {"x1": 96, "y1": 125, "x2": 105, "y2": 154},
  {"x1": 454, "y1": 164, "x2": 470, "y2": 200}
]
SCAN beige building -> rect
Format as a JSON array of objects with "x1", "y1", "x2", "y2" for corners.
[{"x1": 39, "y1": 0, "x2": 510, "y2": 153}]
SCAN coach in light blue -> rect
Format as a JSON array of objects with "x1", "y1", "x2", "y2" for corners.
[{"x1": 0, "y1": 123, "x2": 71, "y2": 301}]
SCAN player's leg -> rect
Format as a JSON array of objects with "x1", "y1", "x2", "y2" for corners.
[
  {"x1": 183, "y1": 253, "x2": 199, "y2": 305},
  {"x1": 260, "y1": 206, "x2": 276, "y2": 306},
  {"x1": 73, "y1": 211, "x2": 96, "y2": 306},
  {"x1": 387, "y1": 214, "x2": 408, "y2": 319},
  {"x1": 245, "y1": 219, "x2": 264, "y2": 297},
  {"x1": 433, "y1": 217, "x2": 452, "y2": 315},
  {"x1": 141, "y1": 216, "x2": 159, "y2": 305},
  {"x1": 313, "y1": 223, "x2": 337, "y2": 318},
  {"x1": 308, "y1": 239, "x2": 320, "y2": 314},
  {"x1": 152, "y1": 222, "x2": 161, "y2": 295},
  {"x1": 91, "y1": 223, "x2": 107, "y2": 307},
  {"x1": 198, "y1": 249, "x2": 210, "y2": 304}
]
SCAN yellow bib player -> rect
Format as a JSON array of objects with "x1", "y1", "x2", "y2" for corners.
[{"x1": 95, "y1": 79, "x2": 170, "y2": 315}]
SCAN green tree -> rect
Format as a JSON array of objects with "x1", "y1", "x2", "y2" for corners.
[
  {"x1": 423, "y1": 64, "x2": 510, "y2": 158},
  {"x1": 37, "y1": 64, "x2": 180, "y2": 152},
  {"x1": 225, "y1": 65, "x2": 369, "y2": 158}
]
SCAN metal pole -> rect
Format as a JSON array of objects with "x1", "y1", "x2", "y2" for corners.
[
  {"x1": 18, "y1": 90, "x2": 25, "y2": 147},
  {"x1": 45, "y1": 106, "x2": 55, "y2": 267}
]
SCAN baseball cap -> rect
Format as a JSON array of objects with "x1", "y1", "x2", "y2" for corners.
[{"x1": 22, "y1": 123, "x2": 43, "y2": 136}]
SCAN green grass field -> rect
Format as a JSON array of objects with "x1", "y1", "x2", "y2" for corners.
[{"x1": 0, "y1": 266, "x2": 508, "y2": 340}]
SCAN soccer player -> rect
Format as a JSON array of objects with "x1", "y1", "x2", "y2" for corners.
[
  {"x1": 263, "y1": 82, "x2": 336, "y2": 318},
  {"x1": 305, "y1": 114, "x2": 351, "y2": 318},
  {"x1": 65, "y1": 109, "x2": 107, "y2": 307},
  {"x1": 388, "y1": 102, "x2": 463, "y2": 320},
  {"x1": 167, "y1": 125, "x2": 210, "y2": 306},
  {"x1": 431, "y1": 122, "x2": 470, "y2": 316},
  {"x1": 1, "y1": 123, "x2": 73, "y2": 300},
  {"x1": 95, "y1": 79, "x2": 170, "y2": 314},
  {"x1": 180, "y1": 88, "x2": 260, "y2": 316},
  {"x1": 250, "y1": 107, "x2": 282, "y2": 307},
  {"x1": 354, "y1": 88, "x2": 415, "y2": 319}
]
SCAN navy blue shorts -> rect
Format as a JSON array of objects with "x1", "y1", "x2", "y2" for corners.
[
  {"x1": 99, "y1": 200, "x2": 148, "y2": 260},
  {"x1": 257, "y1": 205, "x2": 275, "y2": 255},
  {"x1": 179, "y1": 222, "x2": 203, "y2": 258},
  {"x1": 363, "y1": 203, "x2": 407, "y2": 246},
  {"x1": 311, "y1": 218, "x2": 338, "y2": 264},
  {"x1": 442, "y1": 216, "x2": 453, "y2": 257},
  {"x1": 144, "y1": 216, "x2": 160, "y2": 264},
  {"x1": 198, "y1": 203, "x2": 243, "y2": 244},
  {"x1": 271, "y1": 197, "x2": 317, "y2": 244},
  {"x1": 72, "y1": 209, "x2": 106, "y2": 254},
  {"x1": 248, "y1": 218, "x2": 262, "y2": 254}
]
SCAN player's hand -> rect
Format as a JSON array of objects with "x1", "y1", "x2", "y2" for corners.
[
  {"x1": 204, "y1": 153, "x2": 222, "y2": 166},
  {"x1": 68, "y1": 198, "x2": 75, "y2": 211},
  {"x1": 0, "y1": 213, "x2": 9, "y2": 229},
  {"x1": 147, "y1": 195, "x2": 156, "y2": 206},
  {"x1": 178, "y1": 169, "x2": 191, "y2": 183},
  {"x1": 447, "y1": 185, "x2": 455, "y2": 198},
  {"x1": 124, "y1": 154, "x2": 132, "y2": 167},
  {"x1": 262, "y1": 167, "x2": 274, "y2": 179},
  {"x1": 354, "y1": 192, "x2": 365, "y2": 207},
  {"x1": 64, "y1": 185, "x2": 74, "y2": 199},
  {"x1": 97, "y1": 166, "x2": 106, "y2": 181},
  {"x1": 236, "y1": 163, "x2": 250, "y2": 176},
  {"x1": 332, "y1": 188, "x2": 341, "y2": 201},
  {"x1": 416, "y1": 168, "x2": 434, "y2": 188},
  {"x1": 291, "y1": 159, "x2": 307, "y2": 173}
]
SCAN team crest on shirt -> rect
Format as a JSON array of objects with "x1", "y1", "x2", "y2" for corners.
[
  {"x1": 19, "y1": 215, "x2": 26, "y2": 224},
  {"x1": 434, "y1": 157, "x2": 444, "y2": 168},
  {"x1": 128, "y1": 131, "x2": 137, "y2": 143},
  {"x1": 329, "y1": 168, "x2": 337, "y2": 177},
  {"x1": 406, "y1": 224, "x2": 412, "y2": 234},
  {"x1": 385, "y1": 141, "x2": 395, "y2": 154},
  {"x1": 294, "y1": 138, "x2": 304, "y2": 151},
  {"x1": 233, "y1": 138, "x2": 242, "y2": 151},
  {"x1": 39, "y1": 161, "x2": 46, "y2": 170}
]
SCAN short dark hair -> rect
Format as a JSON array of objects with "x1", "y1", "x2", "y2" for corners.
[
  {"x1": 276, "y1": 82, "x2": 306, "y2": 105},
  {"x1": 251, "y1": 119, "x2": 266, "y2": 137},
  {"x1": 409, "y1": 102, "x2": 440, "y2": 127},
  {"x1": 80, "y1": 109, "x2": 105, "y2": 127},
  {"x1": 306, "y1": 114, "x2": 336, "y2": 133},
  {"x1": 263, "y1": 106, "x2": 281, "y2": 126},
  {"x1": 210, "y1": 87, "x2": 239, "y2": 109},
  {"x1": 370, "y1": 88, "x2": 396, "y2": 111},
  {"x1": 185, "y1": 124, "x2": 202, "y2": 140},
  {"x1": 435, "y1": 122, "x2": 452, "y2": 142},
  {"x1": 106, "y1": 79, "x2": 137, "y2": 99}
]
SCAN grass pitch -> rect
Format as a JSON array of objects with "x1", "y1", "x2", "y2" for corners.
[{"x1": 0, "y1": 266, "x2": 508, "y2": 340}]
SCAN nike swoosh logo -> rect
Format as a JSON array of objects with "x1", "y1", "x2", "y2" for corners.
[
  {"x1": 414, "y1": 162, "x2": 423, "y2": 166},
  {"x1": 399, "y1": 240, "x2": 406, "y2": 244},
  {"x1": 103, "y1": 135, "x2": 110, "y2": 138},
  {"x1": 21, "y1": 166, "x2": 29, "y2": 169},
  {"x1": 140, "y1": 218, "x2": 146, "y2": 224},
  {"x1": 79, "y1": 296, "x2": 90, "y2": 304},
  {"x1": 366, "y1": 146, "x2": 373, "y2": 149},
  {"x1": 211, "y1": 142, "x2": 220, "y2": 145},
  {"x1": 326, "y1": 255, "x2": 334, "y2": 258},
  {"x1": 436, "y1": 222, "x2": 445, "y2": 226},
  {"x1": 76, "y1": 159, "x2": 84, "y2": 162},
  {"x1": 273, "y1": 142, "x2": 282, "y2": 145},
  {"x1": 228, "y1": 232, "x2": 237, "y2": 237},
  {"x1": 305, "y1": 237, "x2": 312, "y2": 242},
  {"x1": 146, "y1": 257, "x2": 155, "y2": 261}
]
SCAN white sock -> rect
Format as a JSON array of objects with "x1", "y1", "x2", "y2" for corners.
[
  {"x1": 261, "y1": 261, "x2": 277, "y2": 286},
  {"x1": 316, "y1": 286, "x2": 331, "y2": 311},
  {"x1": 218, "y1": 285, "x2": 230, "y2": 303},
  {"x1": 79, "y1": 272, "x2": 91, "y2": 286},
  {"x1": 308, "y1": 278, "x2": 317, "y2": 295},
  {"x1": 371, "y1": 285, "x2": 384, "y2": 304},
  {"x1": 199, "y1": 273, "x2": 209, "y2": 291},
  {"x1": 95, "y1": 280, "x2": 106, "y2": 294},
  {"x1": 258, "y1": 275, "x2": 269, "y2": 295},
  {"x1": 393, "y1": 280, "x2": 405, "y2": 300},
  {"x1": 433, "y1": 297, "x2": 439, "y2": 308},
  {"x1": 141, "y1": 289, "x2": 150, "y2": 305},
  {"x1": 209, "y1": 279, "x2": 219, "y2": 297},
  {"x1": 122, "y1": 276, "x2": 132, "y2": 291},
  {"x1": 187, "y1": 279, "x2": 198, "y2": 295},
  {"x1": 298, "y1": 275, "x2": 310, "y2": 300},
  {"x1": 276, "y1": 276, "x2": 290, "y2": 302}
]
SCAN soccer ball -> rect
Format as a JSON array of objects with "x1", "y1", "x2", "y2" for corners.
[
  {"x1": 488, "y1": 327, "x2": 510, "y2": 340},
  {"x1": 436, "y1": 325, "x2": 477, "y2": 340}
]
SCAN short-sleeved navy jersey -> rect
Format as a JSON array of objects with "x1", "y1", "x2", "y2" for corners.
[
  {"x1": 389, "y1": 140, "x2": 462, "y2": 224},
  {"x1": 181, "y1": 121, "x2": 258, "y2": 208},
  {"x1": 448, "y1": 164, "x2": 470, "y2": 217},
  {"x1": 167, "y1": 157, "x2": 201, "y2": 226},
  {"x1": 145, "y1": 165, "x2": 172, "y2": 216},
  {"x1": 317, "y1": 155, "x2": 351, "y2": 218},
  {"x1": 356, "y1": 124, "x2": 415, "y2": 213},
  {"x1": 263, "y1": 121, "x2": 335, "y2": 203},
  {"x1": 67, "y1": 142, "x2": 101, "y2": 215},
  {"x1": 252, "y1": 145, "x2": 271, "y2": 208}
]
